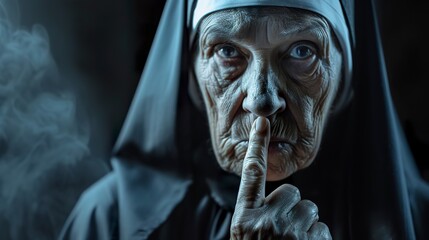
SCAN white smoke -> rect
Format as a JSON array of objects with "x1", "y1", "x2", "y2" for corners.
[{"x1": 0, "y1": 1, "x2": 109, "y2": 239}]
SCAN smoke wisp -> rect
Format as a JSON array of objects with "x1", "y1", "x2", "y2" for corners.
[{"x1": 0, "y1": 1, "x2": 109, "y2": 239}]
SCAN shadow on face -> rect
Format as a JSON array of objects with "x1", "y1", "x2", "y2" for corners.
[{"x1": 192, "y1": 7, "x2": 343, "y2": 181}]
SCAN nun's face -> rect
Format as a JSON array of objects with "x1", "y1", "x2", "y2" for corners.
[{"x1": 193, "y1": 8, "x2": 343, "y2": 181}]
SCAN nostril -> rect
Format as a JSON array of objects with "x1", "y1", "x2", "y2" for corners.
[
  {"x1": 276, "y1": 98, "x2": 286, "y2": 113},
  {"x1": 243, "y1": 94, "x2": 286, "y2": 117}
]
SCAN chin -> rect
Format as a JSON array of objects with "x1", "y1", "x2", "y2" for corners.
[
  {"x1": 266, "y1": 172, "x2": 289, "y2": 181},
  {"x1": 265, "y1": 142, "x2": 295, "y2": 181},
  {"x1": 266, "y1": 156, "x2": 293, "y2": 181}
]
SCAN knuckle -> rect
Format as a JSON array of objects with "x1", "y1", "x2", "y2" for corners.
[
  {"x1": 232, "y1": 212, "x2": 285, "y2": 239},
  {"x1": 289, "y1": 200, "x2": 320, "y2": 224},
  {"x1": 246, "y1": 145, "x2": 266, "y2": 160},
  {"x1": 283, "y1": 184, "x2": 301, "y2": 201},
  {"x1": 299, "y1": 199, "x2": 319, "y2": 215},
  {"x1": 309, "y1": 222, "x2": 332, "y2": 240},
  {"x1": 247, "y1": 136, "x2": 267, "y2": 153},
  {"x1": 266, "y1": 184, "x2": 301, "y2": 206},
  {"x1": 230, "y1": 224, "x2": 245, "y2": 239},
  {"x1": 316, "y1": 222, "x2": 330, "y2": 232},
  {"x1": 253, "y1": 219, "x2": 283, "y2": 238},
  {"x1": 230, "y1": 217, "x2": 257, "y2": 239},
  {"x1": 243, "y1": 157, "x2": 266, "y2": 177},
  {"x1": 283, "y1": 231, "x2": 300, "y2": 240},
  {"x1": 230, "y1": 214, "x2": 251, "y2": 238}
]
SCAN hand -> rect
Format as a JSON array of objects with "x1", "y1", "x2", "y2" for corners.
[{"x1": 230, "y1": 117, "x2": 332, "y2": 239}]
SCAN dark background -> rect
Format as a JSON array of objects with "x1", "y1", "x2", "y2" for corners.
[
  {"x1": 1, "y1": 0, "x2": 428, "y2": 239},
  {"x1": 377, "y1": 1, "x2": 429, "y2": 180}
]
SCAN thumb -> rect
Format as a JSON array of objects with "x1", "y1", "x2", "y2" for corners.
[{"x1": 235, "y1": 117, "x2": 270, "y2": 210}]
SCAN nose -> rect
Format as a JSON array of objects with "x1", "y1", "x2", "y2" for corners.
[{"x1": 242, "y1": 69, "x2": 286, "y2": 117}]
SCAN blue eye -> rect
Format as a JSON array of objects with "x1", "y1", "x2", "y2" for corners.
[
  {"x1": 289, "y1": 43, "x2": 316, "y2": 59},
  {"x1": 216, "y1": 45, "x2": 240, "y2": 58}
]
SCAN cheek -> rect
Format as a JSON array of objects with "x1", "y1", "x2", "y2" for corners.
[
  {"x1": 312, "y1": 54, "x2": 343, "y2": 121},
  {"x1": 284, "y1": 60, "x2": 325, "y2": 98},
  {"x1": 194, "y1": 57, "x2": 250, "y2": 174},
  {"x1": 276, "y1": 61, "x2": 339, "y2": 170},
  {"x1": 196, "y1": 56, "x2": 245, "y2": 113},
  {"x1": 194, "y1": 57, "x2": 244, "y2": 139},
  {"x1": 283, "y1": 59, "x2": 337, "y2": 126},
  {"x1": 195, "y1": 58, "x2": 227, "y2": 102},
  {"x1": 194, "y1": 58, "x2": 221, "y2": 112}
]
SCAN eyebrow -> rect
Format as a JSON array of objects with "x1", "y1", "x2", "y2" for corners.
[
  {"x1": 279, "y1": 23, "x2": 327, "y2": 38},
  {"x1": 200, "y1": 19, "x2": 330, "y2": 48}
]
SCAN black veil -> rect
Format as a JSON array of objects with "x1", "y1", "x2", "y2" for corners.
[{"x1": 344, "y1": 0, "x2": 429, "y2": 238}]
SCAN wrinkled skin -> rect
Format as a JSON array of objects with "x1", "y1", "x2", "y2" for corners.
[
  {"x1": 231, "y1": 117, "x2": 332, "y2": 239},
  {"x1": 193, "y1": 7, "x2": 341, "y2": 239}
]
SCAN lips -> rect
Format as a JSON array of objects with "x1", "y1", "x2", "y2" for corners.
[
  {"x1": 269, "y1": 137, "x2": 291, "y2": 144},
  {"x1": 236, "y1": 136, "x2": 291, "y2": 145},
  {"x1": 268, "y1": 141, "x2": 290, "y2": 151}
]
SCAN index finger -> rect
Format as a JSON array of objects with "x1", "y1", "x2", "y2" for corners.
[{"x1": 235, "y1": 117, "x2": 270, "y2": 210}]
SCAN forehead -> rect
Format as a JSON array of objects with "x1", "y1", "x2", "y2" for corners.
[{"x1": 198, "y1": 7, "x2": 331, "y2": 43}]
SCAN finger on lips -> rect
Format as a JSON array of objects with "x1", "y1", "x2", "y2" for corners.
[
  {"x1": 232, "y1": 117, "x2": 331, "y2": 239},
  {"x1": 236, "y1": 117, "x2": 270, "y2": 209}
]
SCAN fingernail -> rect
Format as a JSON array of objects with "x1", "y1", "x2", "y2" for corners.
[{"x1": 255, "y1": 117, "x2": 267, "y2": 133}]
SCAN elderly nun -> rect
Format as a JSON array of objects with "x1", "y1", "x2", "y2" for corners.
[{"x1": 59, "y1": 0, "x2": 429, "y2": 239}]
